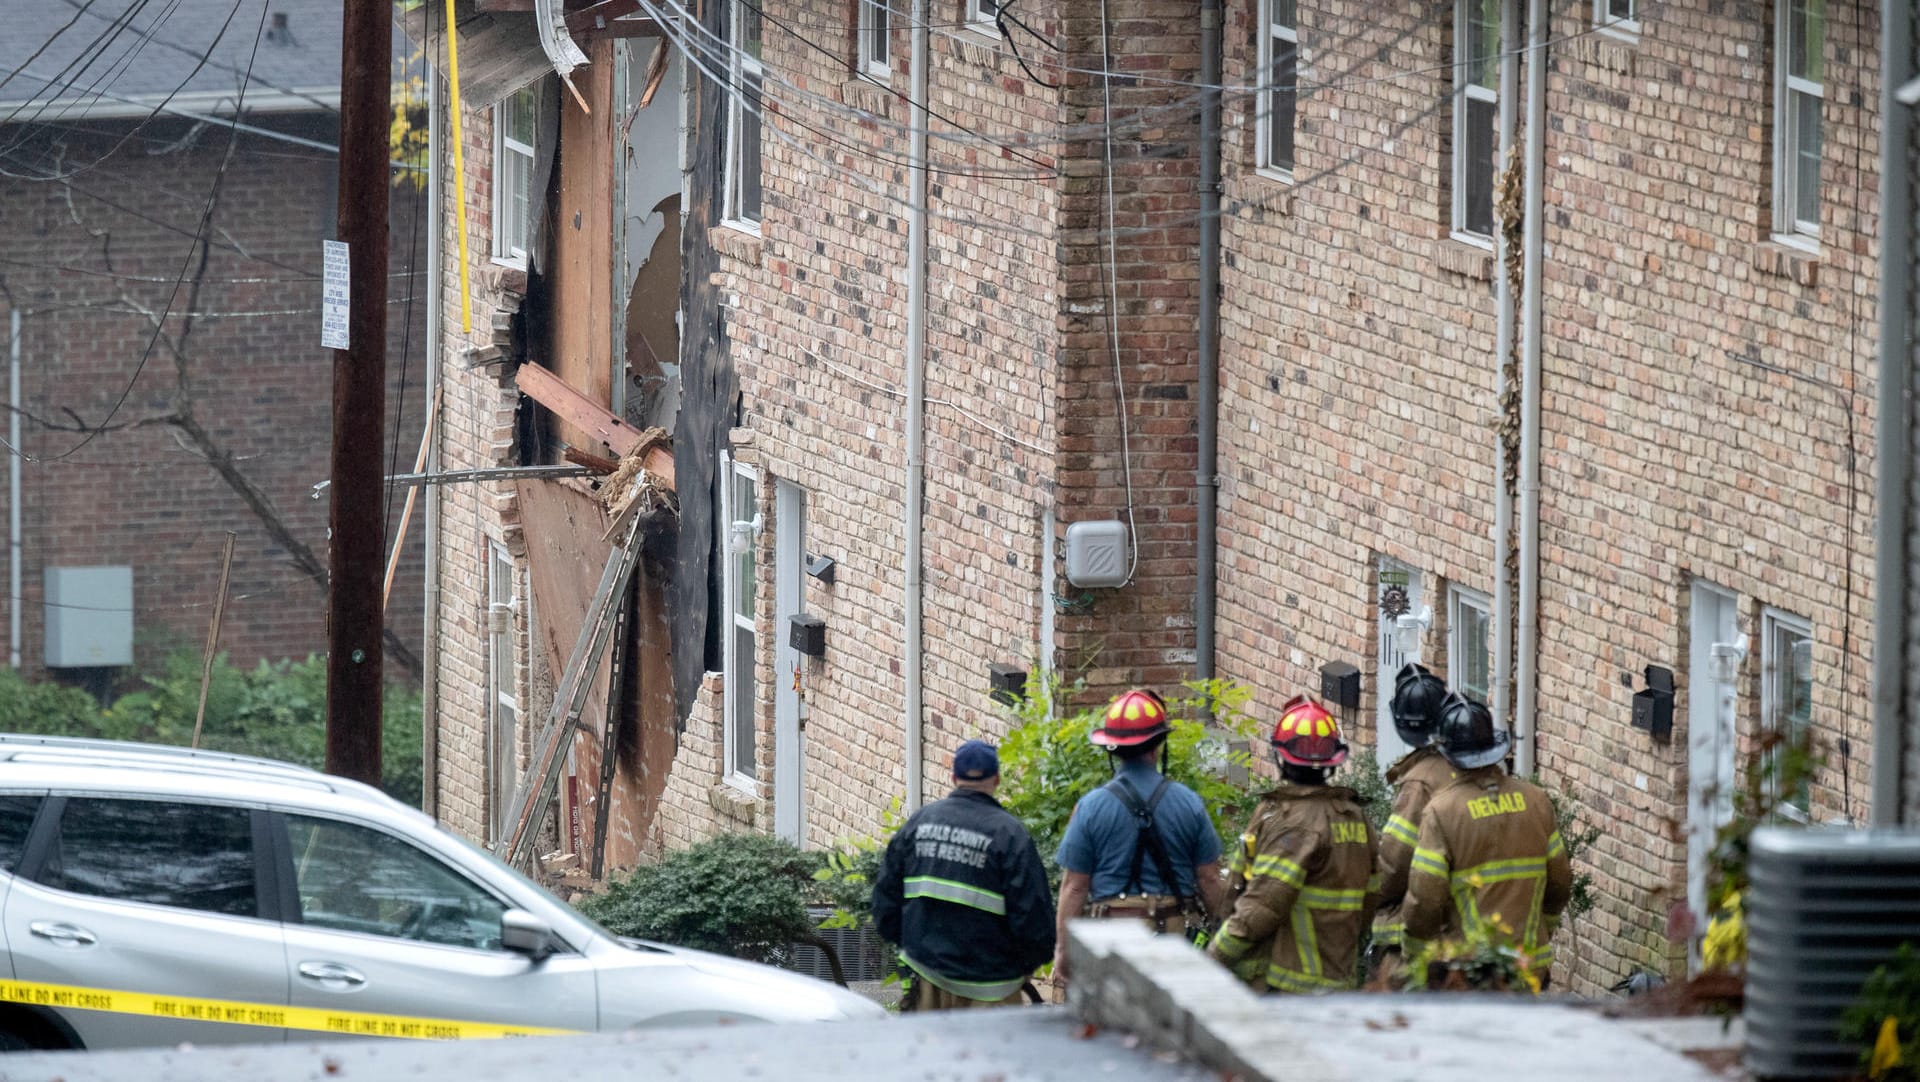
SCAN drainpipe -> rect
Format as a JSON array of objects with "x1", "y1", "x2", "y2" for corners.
[
  {"x1": 902, "y1": 0, "x2": 930, "y2": 811},
  {"x1": 1490, "y1": 0, "x2": 1519, "y2": 732},
  {"x1": 1872, "y1": 0, "x2": 1914, "y2": 825},
  {"x1": 1195, "y1": 0, "x2": 1221, "y2": 687},
  {"x1": 1514, "y1": 0, "x2": 1548, "y2": 776},
  {"x1": 421, "y1": 31, "x2": 444, "y2": 815},
  {"x1": 8, "y1": 310, "x2": 19, "y2": 671}
]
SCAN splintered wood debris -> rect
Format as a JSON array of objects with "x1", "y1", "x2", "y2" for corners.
[{"x1": 599, "y1": 427, "x2": 676, "y2": 542}]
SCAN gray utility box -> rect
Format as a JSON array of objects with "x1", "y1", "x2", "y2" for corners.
[
  {"x1": 1745, "y1": 827, "x2": 1920, "y2": 1079},
  {"x1": 44, "y1": 566, "x2": 134, "y2": 668},
  {"x1": 1064, "y1": 520, "x2": 1129, "y2": 588}
]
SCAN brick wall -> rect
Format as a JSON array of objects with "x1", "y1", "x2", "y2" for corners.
[
  {"x1": 1213, "y1": 0, "x2": 1879, "y2": 994},
  {"x1": 0, "y1": 114, "x2": 426, "y2": 691}
]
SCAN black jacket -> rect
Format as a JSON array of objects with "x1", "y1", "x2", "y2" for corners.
[{"x1": 871, "y1": 787, "x2": 1056, "y2": 998}]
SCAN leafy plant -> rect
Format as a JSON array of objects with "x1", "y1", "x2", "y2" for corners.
[
  {"x1": 813, "y1": 799, "x2": 901, "y2": 932},
  {"x1": 994, "y1": 673, "x2": 1270, "y2": 886},
  {"x1": 0, "y1": 651, "x2": 423, "y2": 806},
  {"x1": 1841, "y1": 943, "x2": 1920, "y2": 1081},
  {"x1": 1404, "y1": 915, "x2": 1546, "y2": 995},
  {"x1": 1695, "y1": 726, "x2": 1821, "y2": 970},
  {"x1": 1338, "y1": 747, "x2": 1391, "y2": 831},
  {"x1": 578, "y1": 833, "x2": 848, "y2": 983}
]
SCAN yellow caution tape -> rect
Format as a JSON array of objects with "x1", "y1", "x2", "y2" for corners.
[{"x1": 0, "y1": 978, "x2": 581, "y2": 1041}]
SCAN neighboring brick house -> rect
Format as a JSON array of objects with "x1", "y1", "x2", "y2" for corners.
[
  {"x1": 0, "y1": 0, "x2": 426, "y2": 693},
  {"x1": 425, "y1": 0, "x2": 1884, "y2": 993}
]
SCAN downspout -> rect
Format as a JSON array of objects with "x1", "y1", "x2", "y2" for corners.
[
  {"x1": 1195, "y1": 0, "x2": 1221, "y2": 686},
  {"x1": 1514, "y1": 0, "x2": 1548, "y2": 776},
  {"x1": 8, "y1": 309, "x2": 19, "y2": 671},
  {"x1": 903, "y1": 0, "x2": 930, "y2": 811},
  {"x1": 1491, "y1": 0, "x2": 1520, "y2": 732},
  {"x1": 1871, "y1": 0, "x2": 1914, "y2": 825},
  {"x1": 421, "y1": 28, "x2": 444, "y2": 815}
]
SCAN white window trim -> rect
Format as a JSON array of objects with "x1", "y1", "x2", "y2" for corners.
[
  {"x1": 1255, "y1": 0, "x2": 1297, "y2": 182},
  {"x1": 1447, "y1": 585, "x2": 1492, "y2": 704},
  {"x1": 966, "y1": 0, "x2": 1000, "y2": 32},
  {"x1": 485, "y1": 542, "x2": 521, "y2": 843},
  {"x1": 724, "y1": 1, "x2": 764, "y2": 232},
  {"x1": 491, "y1": 93, "x2": 535, "y2": 268},
  {"x1": 1760, "y1": 607, "x2": 1814, "y2": 823},
  {"x1": 721, "y1": 456, "x2": 761, "y2": 791},
  {"x1": 1595, "y1": 0, "x2": 1640, "y2": 40},
  {"x1": 1450, "y1": 0, "x2": 1497, "y2": 246},
  {"x1": 1771, "y1": 0, "x2": 1822, "y2": 245},
  {"x1": 858, "y1": 0, "x2": 890, "y2": 80}
]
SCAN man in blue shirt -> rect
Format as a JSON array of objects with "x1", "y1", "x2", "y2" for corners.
[{"x1": 1051, "y1": 688, "x2": 1226, "y2": 986}]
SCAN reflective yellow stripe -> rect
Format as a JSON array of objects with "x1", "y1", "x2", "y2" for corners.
[
  {"x1": 1266, "y1": 965, "x2": 1347, "y2": 995},
  {"x1": 1365, "y1": 873, "x2": 1382, "y2": 894},
  {"x1": 899, "y1": 953, "x2": 1026, "y2": 1001},
  {"x1": 1210, "y1": 931, "x2": 1251, "y2": 962},
  {"x1": 1383, "y1": 815, "x2": 1419, "y2": 847},
  {"x1": 905, "y1": 875, "x2": 1007, "y2": 915},
  {"x1": 0, "y1": 978, "x2": 576, "y2": 1040},
  {"x1": 1298, "y1": 885, "x2": 1365, "y2": 911},
  {"x1": 1291, "y1": 906, "x2": 1321, "y2": 978},
  {"x1": 1372, "y1": 923, "x2": 1404, "y2": 947},
  {"x1": 1546, "y1": 831, "x2": 1565, "y2": 858},
  {"x1": 1458, "y1": 856, "x2": 1547, "y2": 884},
  {"x1": 1250, "y1": 854, "x2": 1307, "y2": 887},
  {"x1": 1410, "y1": 847, "x2": 1449, "y2": 878}
]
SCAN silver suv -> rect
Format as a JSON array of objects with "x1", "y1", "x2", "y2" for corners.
[{"x1": 0, "y1": 735, "x2": 882, "y2": 1051}]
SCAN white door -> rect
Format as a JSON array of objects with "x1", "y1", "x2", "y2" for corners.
[
  {"x1": 1375, "y1": 559, "x2": 1424, "y2": 769},
  {"x1": 1687, "y1": 581, "x2": 1739, "y2": 969},
  {"x1": 773, "y1": 480, "x2": 806, "y2": 844}
]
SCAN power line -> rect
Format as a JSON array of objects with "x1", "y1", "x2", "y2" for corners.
[{"x1": 41, "y1": 0, "x2": 271, "y2": 461}]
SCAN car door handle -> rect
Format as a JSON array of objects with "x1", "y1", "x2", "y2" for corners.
[
  {"x1": 28, "y1": 921, "x2": 96, "y2": 947},
  {"x1": 297, "y1": 961, "x2": 367, "y2": 987}
]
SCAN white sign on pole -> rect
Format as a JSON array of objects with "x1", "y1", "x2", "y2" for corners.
[{"x1": 321, "y1": 240, "x2": 350, "y2": 350}]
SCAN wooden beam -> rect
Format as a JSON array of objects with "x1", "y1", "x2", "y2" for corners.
[{"x1": 513, "y1": 362, "x2": 675, "y2": 490}]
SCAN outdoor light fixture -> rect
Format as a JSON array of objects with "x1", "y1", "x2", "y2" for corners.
[
  {"x1": 728, "y1": 514, "x2": 763, "y2": 555},
  {"x1": 1395, "y1": 606, "x2": 1433, "y2": 660},
  {"x1": 1710, "y1": 635, "x2": 1749, "y2": 686}
]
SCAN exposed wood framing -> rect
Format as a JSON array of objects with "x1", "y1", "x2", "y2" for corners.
[{"x1": 513, "y1": 362, "x2": 676, "y2": 489}]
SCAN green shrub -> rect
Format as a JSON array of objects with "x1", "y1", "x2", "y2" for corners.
[
  {"x1": 995, "y1": 674, "x2": 1270, "y2": 886},
  {"x1": 578, "y1": 833, "x2": 826, "y2": 965},
  {"x1": 1841, "y1": 942, "x2": 1920, "y2": 1081},
  {"x1": 0, "y1": 651, "x2": 422, "y2": 806}
]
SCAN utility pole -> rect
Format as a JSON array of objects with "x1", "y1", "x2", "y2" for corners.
[{"x1": 326, "y1": 0, "x2": 390, "y2": 785}]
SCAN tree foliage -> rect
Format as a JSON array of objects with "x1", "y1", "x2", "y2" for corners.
[
  {"x1": 1842, "y1": 943, "x2": 1920, "y2": 1082},
  {"x1": 0, "y1": 652, "x2": 422, "y2": 805}
]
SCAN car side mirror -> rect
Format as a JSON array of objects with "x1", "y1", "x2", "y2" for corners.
[{"x1": 500, "y1": 909, "x2": 555, "y2": 962}]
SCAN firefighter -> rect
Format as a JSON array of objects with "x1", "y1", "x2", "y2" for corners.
[
  {"x1": 1401, "y1": 694, "x2": 1572, "y2": 991},
  {"x1": 1206, "y1": 695, "x2": 1381, "y2": 994},
  {"x1": 872, "y1": 740, "x2": 1056, "y2": 1010},
  {"x1": 1368, "y1": 662, "x2": 1458, "y2": 981},
  {"x1": 1051, "y1": 689, "x2": 1226, "y2": 989}
]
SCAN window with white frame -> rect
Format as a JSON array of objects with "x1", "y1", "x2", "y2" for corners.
[
  {"x1": 492, "y1": 86, "x2": 538, "y2": 265},
  {"x1": 721, "y1": 459, "x2": 760, "y2": 785},
  {"x1": 1447, "y1": 585, "x2": 1492, "y2": 705},
  {"x1": 1773, "y1": 0, "x2": 1823, "y2": 243},
  {"x1": 1451, "y1": 0, "x2": 1499, "y2": 242},
  {"x1": 1761, "y1": 608, "x2": 1814, "y2": 821},
  {"x1": 967, "y1": 0, "x2": 1000, "y2": 28},
  {"x1": 1596, "y1": 0, "x2": 1638, "y2": 37},
  {"x1": 726, "y1": 0, "x2": 764, "y2": 228},
  {"x1": 858, "y1": 0, "x2": 890, "y2": 78},
  {"x1": 1257, "y1": 0, "x2": 1298, "y2": 176},
  {"x1": 486, "y1": 542, "x2": 520, "y2": 842}
]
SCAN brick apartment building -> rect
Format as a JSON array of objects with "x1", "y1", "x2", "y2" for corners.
[
  {"x1": 0, "y1": 0, "x2": 427, "y2": 692},
  {"x1": 425, "y1": 0, "x2": 1884, "y2": 991}
]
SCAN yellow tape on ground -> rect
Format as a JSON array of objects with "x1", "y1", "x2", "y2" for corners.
[{"x1": 0, "y1": 978, "x2": 580, "y2": 1040}]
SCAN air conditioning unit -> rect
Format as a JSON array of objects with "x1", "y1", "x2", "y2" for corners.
[
  {"x1": 1745, "y1": 828, "x2": 1920, "y2": 1079},
  {"x1": 787, "y1": 907, "x2": 894, "y2": 984}
]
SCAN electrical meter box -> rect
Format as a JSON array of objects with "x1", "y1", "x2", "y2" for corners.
[
  {"x1": 45, "y1": 566, "x2": 133, "y2": 668},
  {"x1": 1064, "y1": 520, "x2": 1129, "y2": 588}
]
